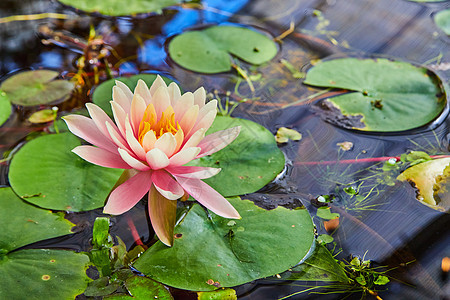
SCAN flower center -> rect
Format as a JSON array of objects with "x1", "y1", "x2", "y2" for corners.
[{"x1": 138, "y1": 104, "x2": 180, "y2": 144}]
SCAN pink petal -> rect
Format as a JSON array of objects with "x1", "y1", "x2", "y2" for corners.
[
  {"x1": 181, "y1": 128, "x2": 206, "y2": 150},
  {"x1": 167, "y1": 165, "x2": 221, "y2": 179},
  {"x1": 85, "y1": 103, "x2": 119, "y2": 138},
  {"x1": 125, "y1": 117, "x2": 147, "y2": 160},
  {"x1": 148, "y1": 184, "x2": 177, "y2": 246},
  {"x1": 197, "y1": 126, "x2": 241, "y2": 158},
  {"x1": 168, "y1": 147, "x2": 201, "y2": 166},
  {"x1": 134, "y1": 79, "x2": 152, "y2": 105},
  {"x1": 174, "y1": 176, "x2": 240, "y2": 219},
  {"x1": 151, "y1": 169, "x2": 184, "y2": 200},
  {"x1": 152, "y1": 86, "x2": 171, "y2": 119},
  {"x1": 103, "y1": 171, "x2": 153, "y2": 215},
  {"x1": 167, "y1": 82, "x2": 181, "y2": 104},
  {"x1": 130, "y1": 94, "x2": 147, "y2": 134},
  {"x1": 146, "y1": 148, "x2": 170, "y2": 169},
  {"x1": 193, "y1": 87, "x2": 206, "y2": 108},
  {"x1": 110, "y1": 101, "x2": 127, "y2": 137},
  {"x1": 118, "y1": 148, "x2": 150, "y2": 171},
  {"x1": 178, "y1": 105, "x2": 199, "y2": 137},
  {"x1": 173, "y1": 92, "x2": 194, "y2": 121},
  {"x1": 112, "y1": 84, "x2": 131, "y2": 113},
  {"x1": 149, "y1": 75, "x2": 167, "y2": 95},
  {"x1": 105, "y1": 122, "x2": 130, "y2": 151},
  {"x1": 63, "y1": 115, "x2": 117, "y2": 153},
  {"x1": 154, "y1": 132, "x2": 177, "y2": 157},
  {"x1": 72, "y1": 146, "x2": 131, "y2": 169},
  {"x1": 186, "y1": 108, "x2": 216, "y2": 140}
]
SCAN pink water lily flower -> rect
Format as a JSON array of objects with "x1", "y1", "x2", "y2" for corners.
[{"x1": 63, "y1": 76, "x2": 241, "y2": 246}]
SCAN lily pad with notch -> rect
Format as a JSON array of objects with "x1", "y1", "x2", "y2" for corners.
[
  {"x1": 168, "y1": 25, "x2": 278, "y2": 73},
  {"x1": 304, "y1": 58, "x2": 447, "y2": 132},
  {"x1": 133, "y1": 197, "x2": 315, "y2": 291},
  {"x1": 9, "y1": 133, "x2": 123, "y2": 212},
  {"x1": 57, "y1": 0, "x2": 181, "y2": 16},
  {"x1": 0, "y1": 70, "x2": 74, "y2": 107}
]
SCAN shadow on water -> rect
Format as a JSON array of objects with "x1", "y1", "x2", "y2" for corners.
[{"x1": 0, "y1": 0, "x2": 449, "y2": 299}]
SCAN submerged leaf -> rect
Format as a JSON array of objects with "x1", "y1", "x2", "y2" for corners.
[
  {"x1": 275, "y1": 127, "x2": 302, "y2": 143},
  {"x1": 0, "y1": 70, "x2": 74, "y2": 107},
  {"x1": 305, "y1": 58, "x2": 447, "y2": 132},
  {"x1": 169, "y1": 26, "x2": 277, "y2": 73},
  {"x1": 281, "y1": 241, "x2": 350, "y2": 283},
  {"x1": 9, "y1": 133, "x2": 123, "y2": 211},
  {"x1": 133, "y1": 197, "x2": 314, "y2": 291},
  {"x1": 397, "y1": 157, "x2": 450, "y2": 209}
]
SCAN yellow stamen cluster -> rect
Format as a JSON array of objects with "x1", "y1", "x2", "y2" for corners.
[{"x1": 138, "y1": 104, "x2": 180, "y2": 145}]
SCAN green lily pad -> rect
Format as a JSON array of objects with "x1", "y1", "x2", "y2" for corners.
[
  {"x1": 435, "y1": 9, "x2": 450, "y2": 35},
  {"x1": 92, "y1": 74, "x2": 174, "y2": 117},
  {"x1": 304, "y1": 58, "x2": 447, "y2": 132},
  {"x1": 282, "y1": 241, "x2": 350, "y2": 283},
  {"x1": 189, "y1": 116, "x2": 285, "y2": 197},
  {"x1": 316, "y1": 207, "x2": 340, "y2": 220},
  {"x1": 105, "y1": 276, "x2": 173, "y2": 299},
  {"x1": 397, "y1": 157, "x2": 450, "y2": 210},
  {"x1": 0, "y1": 91, "x2": 12, "y2": 127},
  {"x1": 169, "y1": 26, "x2": 278, "y2": 73},
  {"x1": 0, "y1": 249, "x2": 89, "y2": 300},
  {"x1": 0, "y1": 187, "x2": 74, "y2": 253},
  {"x1": 57, "y1": 0, "x2": 181, "y2": 16},
  {"x1": 198, "y1": 288, "x2": 237, "y2": 300},
  {"x1": 0, "y1": 70, "x2": 74, "y2": 107},
  {"x1": 133, "y1": 197, "x2": 314, "y2": 291},
  {"x1": 9, "y1": 133, "x2": 123, "y2": 211}
]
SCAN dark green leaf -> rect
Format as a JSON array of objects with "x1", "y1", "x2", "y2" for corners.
[
  {"x1": 0, "y1": 187, "x2": 74, "y2": 253},
  {"x1": 9, "y1": 133, "x2": 123, "y2": 211},
  {"x1": 189, "y1": 116, "x2": 285, "y2": 196},
  {"x1": 84, "y1": 277, "x2": 119, "y2": 297},
  {"x1": 105, "y1": 276, "x2": 173, "y2": 299},
  {"x1": 93, "y1": 217, "x2": 111, "y2": 248},
  {"x1": 0, "y1": 249, "x2": 89, "y2": 299},
  {"x1": 134, "y1": 197, "x2": 314, "y2": 291}
]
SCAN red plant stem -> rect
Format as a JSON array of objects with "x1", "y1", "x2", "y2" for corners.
[
  {"x1": 295, "y1": 155, "x2": 450, "y2": 166},
  {"x1": 126, "y1": 216, "x2": 144, "y2": 246}
]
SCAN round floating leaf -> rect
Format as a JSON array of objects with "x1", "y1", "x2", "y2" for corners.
[
  {"x1": 57, "y1": 0, "x2": 181, "y2": 16},
  {"x1": 0, "y1": 70, "x2": 74, "y2": 107},
  {"x1": 9, "y1": 133, "x2": 123, "y2": 211},
  {"x1": 281, "y1": 241, "x2": 350, "y2": 282},
  {"x1": 169, "y1": 26, "x2": 278, "y2": 73},
  {"x1": 105, "y1": 276, "x2": 173, "y2": 300},
  {"x1": 397, "y1": 157, "x2": 450, "y2": 210},
  {"x1": 0, "y1": 249, "x2": 89, "y2": 299},
  {"x1": 0, "y1": 187, "x2": 74, "y2": 253},
  {"x1": 188, "y1": 116, "x2": 285, "y2": 197},
  {"x1": 304, "y1": 58, "x2": 447, "y2": 132},
  {"x1": 435, "y1": 9, "x2": 450, "y2": 35},
  {"x1": 0, "y1": 91, "x2": 12, "y2": 126},
  {"x1": 133, "y1": 197, "x2": 314, "y2": 291},
  {"x1": 93, "y1": 74, "x2": 174, "y2": 117}
]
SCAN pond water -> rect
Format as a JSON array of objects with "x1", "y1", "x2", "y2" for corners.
[{"x1": 1, "y1": 0, "x2": 449, "y2": 299}]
